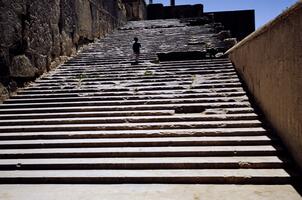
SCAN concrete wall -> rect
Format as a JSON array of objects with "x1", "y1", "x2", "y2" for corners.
[
  {"x1": 228, "y1": 2, "x2": 302, "y2": 169},
  {"x1": 0, "y1": 0, "x2": 128, "y2": 102}
]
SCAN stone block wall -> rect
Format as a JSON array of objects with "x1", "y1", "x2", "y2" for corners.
[
  {"x1": 123, "y1": 0, "x2": 147, "y2": 20},
  {"x1": 206, "y1": 10, "x2": 255, "y2": 41},
  {"x1": 0, "y1": 0, "x2": 128, "y2": 101},
  {"x1": 147, "y1": 4, "x2": 203, "y2": 20},
  {"x1": 228, "y1": 2, "x2": 302, "y2": 169}
]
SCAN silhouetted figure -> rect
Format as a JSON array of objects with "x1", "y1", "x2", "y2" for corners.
[{"x1": 132, "y1": 37, "x2": 141, "y2": 64}]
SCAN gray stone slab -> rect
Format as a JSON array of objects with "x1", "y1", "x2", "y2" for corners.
[{"x1": 1, "y1": 184, "x2": 299, "y2": 200}]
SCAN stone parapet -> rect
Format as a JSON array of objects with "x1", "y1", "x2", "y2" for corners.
[{"x1": 227, "y1": 2, "x2": 302, "y2": 169}]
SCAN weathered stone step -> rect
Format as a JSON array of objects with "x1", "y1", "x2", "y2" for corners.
[
  {"x1": 0, "y1": 97, "x2": 249, "y2": 109},
  {"x1": 36, "y1": 74, "x2": 238, "y2": 83},
  {"x1": 18, "y1": 85, "x2": 243, "y2": 95},
  {"x1": 24, "y1": 84, "x2": 242, "y2": 92},
  {"x1": 66, "y1": 58, "x2": 229, "y2": 64},
  {"x1": 0, "y1": 127, "x2": 268, "y2": 140},
  {"x1": 0, "y1": 136, "x2": 273, "y2": 149},
  {"x1": 0, "y1": 103, "x2": 252, "y2": 114},
  {"x1": 0, "y1": 114, "x2": 258, "y2": 126},
  {"x1": 0, "y1": 169, "x2": 296, "y2": 184},
  {"x1": 0, "y1": 145, "x2": 281, "y2": 159},
  {"x1": 34, "y1": 77, "x2": 197, "y2": 85},
  {"x1": 31, "y1": 78, "x2": 241, "y2": 88},
  {"x1": 22, "y1": 82, "x2": 242, "y2": 90},
  {"x1": 4, "y1": 92, "x2": 246, "y2": 104},
  {"x1": 38, "y1": 72, "x2": 237, "y2": 82},
  {"x1": 53, "y1": 65, "x2": 234, "y2": 74},
  {"x1": 62, "y1": 58, "x2": 228, "y2": 65},
  {"x1": 11, "y1": 88, "x2": 245, "y2": 99},
  {"x1": 0, "y1": 108, "x2": 254, "y2": 120},
  {"x1": 0, "y1": 110, "x2": 174, "y2": 120},
  {"x1": 0, "y1": 120, "x2": 262, "y2": 132},
  {"x1": 57, "y1": 62, "x2": 232, "y2": 69},
  {"x1": 28, "y1": 79, "x2": 241, "y2": 89},
  {"x1": 46, "y1": 69, "x2": 237, "y2": 79},
  {"x1": 54, "y1": 67, "x2": 234, "y2": 76},
  {"x1": 33, "y1": 76, "x2": 239, "y2": 86},
  {"x1": 0, "y1": 156, "x2": 287, "y2": 170},
  {"x1": 51, "y1": 68, "x2": 236, "y2": 76},
  {"x1": 68, "y1": 60, "x2": 230, "y2": 65},
  {"x1": 2, "y1": 184, "x2": 301, "y2": 199}
]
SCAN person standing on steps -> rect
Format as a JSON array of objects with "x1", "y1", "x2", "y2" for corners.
[{"x1": 132, "y1": 37, "x2": 141, "y2": 64}]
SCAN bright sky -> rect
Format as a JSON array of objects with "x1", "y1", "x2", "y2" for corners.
[{"x1": 151, "y1": 0, "x2": 299, "y2": 28}]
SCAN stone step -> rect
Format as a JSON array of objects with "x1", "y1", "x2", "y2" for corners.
[
  {"x1": 31, "y1": 76, "x2": 238, "y2": 85},
  {"x1": 0, "y1": 120, "x2": 262, "y2": 132},
  {"x1": 47, "y1": 72, "x2": 236, "y2": 79},
  {"x1": 61, "y1": 63, "x2": 232, "y2": 70},
  {"x1": 0, "y1": 97, "x2": 249, "y2": 109},
  {"x1": 36, "y1": 75, "x2": 238, "y2": 85},
  {"x1": 0, "y1": 110, "x2": 175, "y2": 120},
  {"x1": 52, "y1": 66, "x2": 234, "y2": 75},
  {"x1": 65, "y1": 58, "x2": 229, "y2": 64},
  {"x1": 1, "y1": 184, "x2": 300, "y2": 200},
  {"x1": 22, "y1": 85, "x2": 243, "y2": 93},
  {"x1": 0, "y1": 103, "x2": 252, "y2": 114},
  {"x1": 10, "y1": 88, "x2": 245, "y2": 99},
  {"x1": 30, "y1": 79, "x2": 241, "y2": 88},
  {"x1": 0, "y1": 127, "x2": 268, "y2": 140},
  {"x1": 0, "y1": 108, "x2": 254, "y2": 120},
  {"x1": 19, "y1": 83, "x2": 243, "y2": 94},
  {"x1": 28, "y1": 79, "x2": 241, "y2": 89},
  {"x1": 38, "y1": 72, "x2": 237, "y2": 82},
  {"x1": 0, "y1": 113, "x2": 258, "y2": 126},
  {"x1": 0, "y1": 145, "x2": 282, "y2": 159},
  {"x1": 64, "y1": 58, "x2": 228, "y2": 63},
  {"x1": 0, "y1": 169, "x2": 295, "y2": 184},
  {"x1": 53, "y1": 67, "x2": 234, "y2": 75},
  {"x1": 44, "y1": 71, "x2": 237, "y2": 80},
  {"x1": 0, "y1": 136, "x2": 273, "y2": 149},
  {"x1": 0, "y1": 156, "x2": 288, "y2": 170},
  {"x1": 56, "y1": 62, "x2": 233, "y2": 69},
  {"x1": 4, "y1": 92, "x2": 246, "y2": 104},
  {"x1": 0, "y1": 114, "x2": 258, "y2": 127},
  {"x1": 17, "y1": 87, "x2": 243, "y2": 96},
  {"x1": 46, "y1": 69, "x2": 237, "y2": 77}
]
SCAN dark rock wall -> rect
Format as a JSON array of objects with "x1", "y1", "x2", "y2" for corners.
[{"x1": 0, "y1": 0, "x2": 128, "y2": 101}]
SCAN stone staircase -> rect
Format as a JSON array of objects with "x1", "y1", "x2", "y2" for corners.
[{"x1": 0, "y1": 19, "x2": 300, "y2": 198}]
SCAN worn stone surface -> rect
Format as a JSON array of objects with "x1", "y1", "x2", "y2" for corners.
[
  {"x1": 0, "y1": 185, "x2": 301, "y2": 200},
  {"x1": 228, "y1": 2, "x2": 302, "y2": 170}
]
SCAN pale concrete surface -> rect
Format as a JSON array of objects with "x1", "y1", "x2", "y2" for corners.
[
  {"x1": 228, "y1": 2, "x2": 302, "y2": 169},
  {"x1": 0, "y1": 185, "x2": 300, "y2": 200}
]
